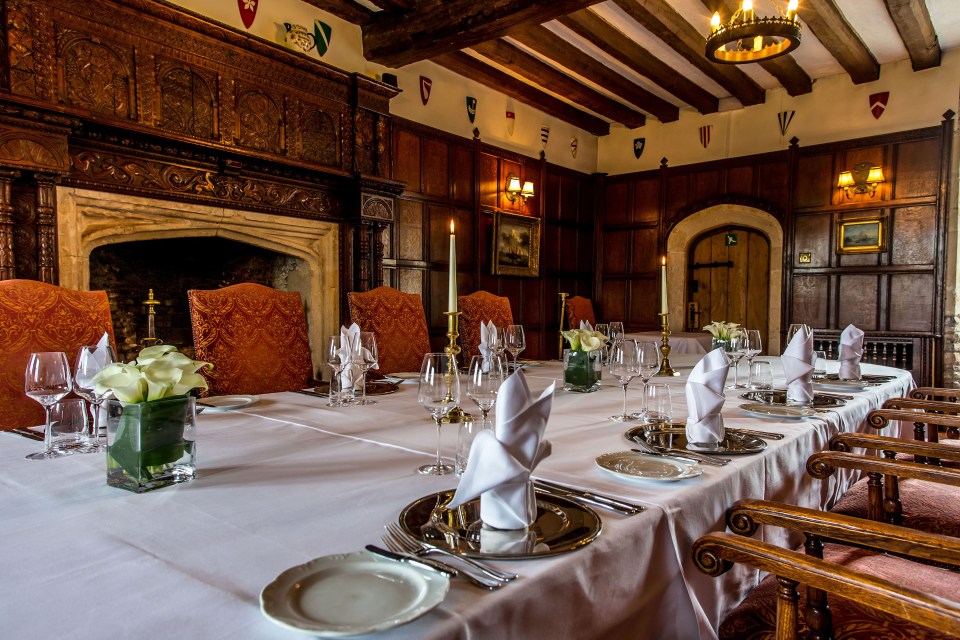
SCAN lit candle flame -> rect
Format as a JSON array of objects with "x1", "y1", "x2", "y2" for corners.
[
  {"x1": 711, "y1": 11, "x2": 721, "y2": 29},
  {"x1": 742, "y1": 0, "x2": 753, "y2": 12},
  {"x1": 661, "y1": 256, "x2": 666, "y2": 266},
  {"x1": 450, "y1": 220, "x2": 455, "y2": 234}
]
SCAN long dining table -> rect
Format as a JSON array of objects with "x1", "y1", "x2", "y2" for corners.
[{"x1": 0, "y1": 354, "x2": 913, "y2": 640}]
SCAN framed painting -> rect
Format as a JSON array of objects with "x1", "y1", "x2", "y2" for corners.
[
  {"x1": 836, "y1": 217, "x2": 885, "y2": 254},
  {"x1": 491, "y1": 211, "x2": 541, "y2": 277}
]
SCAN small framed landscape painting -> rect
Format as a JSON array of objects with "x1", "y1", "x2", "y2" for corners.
[
  {"x1": 836, "y1": 217, "x2": 885, "y2": 254},
  {"x1": 491, "y1": 211, "x2": 541, "y2": 277}
]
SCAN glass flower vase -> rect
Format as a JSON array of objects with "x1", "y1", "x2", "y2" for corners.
[
  {"x1": 711, "y1": 338, "x2": 730, "y2": 352},
  {"x1": 563, "y1": 349, "x2": 602, "y2": 392},
  {"x1": 105, "y1": 396, "x2": 196, "y2": 493}
]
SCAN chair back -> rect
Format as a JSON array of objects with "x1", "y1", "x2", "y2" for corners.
[
  {"x1": 348, "y1": 286, "x2": 431, "y2": 374},
  {"x1": 566, "y1": 295, "x2": 596, "y2": 329},
  {"x1": 0, "y1": 279, "x2": 116, "y2": 430},
  {"x1": 458, "y1": 291, "x2": 514, "y2": 359},
  {"x1": 188, "y1": 283, "x2": 313, "y2": 396}
]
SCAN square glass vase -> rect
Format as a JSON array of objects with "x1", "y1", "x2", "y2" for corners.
[
  {"x1": 562, "y1": 349, "x2": 602, "y2": 392},
  {"x1": 106, "y1": 396, "x2": 196, "y2": 493}
]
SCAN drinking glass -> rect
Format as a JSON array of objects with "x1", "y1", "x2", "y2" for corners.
[
  {"x1": 504, "y1": 325, "x2": 526, "y2": 369},
  {"x1": 356, "y1": 332, "x2": 379, "y2": 406},
  {"x1": 458, "y1": 355, "x2": 505, "y2": 475},
  {"x1": 418, "y1": 353, "x2": 460, "y2": 475},
  {"x1": 813, "y1": 350, "x2": 827, "y2": 379},
  {"x1": 607, "y1": 322, "x2": 624, "y2": 365},
  {"x1": 47, "y1": 398, "x2": 89, "y2": 453},
  {"x1": 784, "y1": 323, "x2": 811, "y2": 351},
  {"x1": 24, "y1": 352, "x2": 73, "y2": 460},
  {"x1": 749, "y1": 361, "x2": 773, "y2": 390},
  {"x1": 628, "y1": 342, "x2": 662, "y2": 419},
  {"x1": 493, "y1": 327, "x2": 508, "y2": 361},
  {"x1": 326, "y1": 336, "x2": 349, "y2": 407},
  {"x1": 608, "y1": 339, "x2": 641, "y2": 422},
  {"x1": 645, "y1": 383, "x2": 674, "y2": 424},
  {"x1": 594, "y1": 323, "x2": 610, "y2": 361},
  {"x1": 743, "y1": 329, "x2": 762, "y2": 374},
  {"x1": 74, "y1": 343, "x2": 117, "y2": 453},
  {"x1": 724, "y1": 335, "x2": 747, "y2": 389}
]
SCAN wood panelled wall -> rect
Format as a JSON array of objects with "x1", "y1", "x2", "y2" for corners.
[
  {"x1": 600, "y1": 113, "x2": 955, "y2": 385},
  {"x1": 385, "y1": 119, "x2": 595, "y2": 360}
]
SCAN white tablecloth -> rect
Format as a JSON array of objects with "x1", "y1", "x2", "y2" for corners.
[
  {"x1": 0, "y1": 356, "x2": 913, "y2": 639},
  {"x1": 628, "y1": 331, "x2": 712, "y2": 354}
]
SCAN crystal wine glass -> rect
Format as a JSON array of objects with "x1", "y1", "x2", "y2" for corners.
[
  {"x1": 743, "y1": 329, "x2": 762, "y2": 380},
  {"x1": 459, "y1": 354, "x2": 505, "y2": 475},
  {"x1": 608, "y1": 339, "x2": 641, "y2": 422},
  {"x1": 356, "y1": 332, "x2": 379, "y2": 406},
  {"x1": 326, "y1": 336, "x2": 349, "y2": 407},
  {"x1": 607, "y1": 322, "x2": 624, "y2": 364},
  {"x1": 594, "y1": 323, "x2": 610, "y2": 362},
  {"x1": 417, "y1": 353, "x2": 460, "y2": 475},
  {"x1": 724, "y1": 335, "x2": 747, "y2": 389},
  {"x1": 628, "y1": 342, "x2": 662, "y2": 419},
  {"x1": 73, "y1": 343, "x2": 117, "y2": 453},
  {"x1": 784, "y1": 323, "x2": 811, "y2": 352},
  {"x1": 24, "y1": 352, "x2": 73, "y2": 460},
  {"x1": 504, "y1": 325, "x2": 526, "y2": 370}
]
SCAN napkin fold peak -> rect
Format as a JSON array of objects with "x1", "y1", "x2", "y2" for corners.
[
  {"x1": 783, "y1": 326, "x2": 814, "y2": 404},
  {"x1": 839, "y1": 324, "x2": 864, "y2": 381}
]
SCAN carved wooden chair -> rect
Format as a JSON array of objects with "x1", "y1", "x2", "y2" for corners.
[
  {"x1": 188, "y1": 283, "x2": 313, "y2": 396},
  {"x1": 0, "y1": 279, "x2": 116, "y2": 430},
  {"x1": 695, "y1": 499, "x2": 960, "y2": 640},
  {"x1": 882, "y1": 396, "x2": 960, "y2": 442},
  {"x1": 565, "y1": 295, "x2": 596, "y2": 329},
  {"x1": 347, "y1": 286, "x2": 431, "y2": 374},
  {"x1": 457, "y1": 291, "x2": 514, "y2": 360}
]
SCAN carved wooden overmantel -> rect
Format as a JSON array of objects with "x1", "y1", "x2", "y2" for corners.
[{"x1": 0, "y1": 0, "x2": 401, "y2": 297}]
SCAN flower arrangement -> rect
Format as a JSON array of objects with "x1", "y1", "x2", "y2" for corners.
[
  {"x1": 561, "y1": 328, "x2": 608, "y2": 353},
  {"x1": 93, "y1": 345, "x2": 211, "y2": 403},
  {"x1": 702, "y1": 321, "x2": 742, "y2": 342}
]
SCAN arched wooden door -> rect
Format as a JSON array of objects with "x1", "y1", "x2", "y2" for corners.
[{"x1": 687, "y1": 227, "x2": 770, "y2": 343}]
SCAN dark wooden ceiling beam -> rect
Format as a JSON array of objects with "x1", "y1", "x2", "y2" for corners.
[
  {"x1": 883, "y1": 0, "x2": 941, "y2": 71},
  {"x1": 301, "y1": 0, "x2": 374, "y2": 25},
  {"x1": 472, "y1": 39, "x2": 647, "y2": 128},
  {"x1": 363, "y1": 0, "x2": 604, "y2": 67},
  {"x1": 558, "y1": 11, "x2": 719, "y2": 115},
  {"x1": 612, "y1": 0, "x2": 766, "y2": 106},
  {"x1": 700, "y1": 0, "x2": 812, "y2": 96},
  {"x1": 434, "y1": 52, "x2": 611, "y2": 135},
  {"x1": 507, "y1": 24, "x2": 679, "y2": 122},
  {"x1": 798, "y1": 0, "x2": 880, "y2": 84}
]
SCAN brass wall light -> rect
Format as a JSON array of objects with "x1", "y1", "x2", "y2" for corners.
[
  {"x1": 837, "y1": 162, "x2": 884, "y2": 198},
  {"x1": 505, "y1": 173, "x2": 535, "y2": 203}
]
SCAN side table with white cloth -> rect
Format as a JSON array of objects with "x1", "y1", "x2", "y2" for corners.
[
  {"x1": 627, "y1": 331, "x2": 712, "y2": 354},
  {"x1": 0, "y1": 355, "x2": 913, "y2": 640}
]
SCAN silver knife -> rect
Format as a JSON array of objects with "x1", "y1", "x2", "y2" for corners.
[
  {"x1": 534, "y1": 479, "x2": 644, "y2": 515},
  {"x1": 631, "y1": 448, "x2": 726, "y2": 468},
  {"x1": 655, "y1": 446, "x2": 732, "y2": 465},
  {"x1": 727, "y1": 428, "x2": 785, "y2": 440},
  {"x1": 11, "y1": 428, "x2": 44, "y2": 441},
  {"x1": 364, "y1": 545, "x2": 456, "y2": 577},
  {"x1": 292, "y1": 389, "x2": 329, "y2": 399}
]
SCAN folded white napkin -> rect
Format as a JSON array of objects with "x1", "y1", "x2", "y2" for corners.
[
  {"x1": 338, "y1": 324, "x2": 362, "y2": 392},
  {"x1": 579, "y1": 320, "x2": 593, "y2": 331},
  {"x1": 449, "y1": 371, "x2": 554, "y2": 530},
  {"x1": 838, "y1": 324, "x2": 864, "y2": 380},
  {"x1": 783, "y1": 326, "x2": 814, "y2": 405},
  {"x1": 684, "y1": 348, "x2": 729, "y2": 446},
  {"x1": 478, "y1": 321, "x2": 498, "y2": 372}
]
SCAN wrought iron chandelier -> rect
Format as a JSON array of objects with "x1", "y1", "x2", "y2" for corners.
[{"x1": 705, "y1": 0, "x2": 802, "y2": 64}]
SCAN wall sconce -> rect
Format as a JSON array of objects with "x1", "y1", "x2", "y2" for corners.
[
  {"x1": 505, "y1": 173, "x2": 535, "y2": 203},
  {"x1": 837, "y1": 162, "x2": 884, "y2": 198}
]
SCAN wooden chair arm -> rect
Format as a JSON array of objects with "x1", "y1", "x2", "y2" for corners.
[
  {"x1": 692, "y1": 532, "x2": 960, "y2": 637},
  {"x1": 806, "y1": 451, "x2": 960, "y2": 487},
  {"x1": 867, "y1": 409, "x2": 960, "y2": 431},
  {"x1": 828, "y1": 432, "x2": 960, "y2": 461},
  {"x1": 883, "y1": 397, "x2": 960, "y2": 414},
  {"x1": 726, "y1": 499, "x2": 960, "y2": 568},
  {"x1": 911, "y1": 387, "x2": 960, "y2": 402}
]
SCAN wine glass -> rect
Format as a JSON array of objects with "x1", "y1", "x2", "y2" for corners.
[
  {"x1": 417, "y1": 353, "x2": 460, "y2": 475},
  {"x1": 784, "y1": 323, "x2": 811, "y2": 352},
  {"x1": 356, "y1": 332, "x2": 379, "y2": 406},
  {"x1": 608, "y1": 339, "x2": 641, "y2": 422},
  {"x1": 459, "y1": 354, "x2": 505, "y2": 475},
  {"x1": 504, "y1": 325, "x2": 526, "y2": 370},
  {"x1": 628, "y1": 342, "x2": 662, "y2": 419},
  {"x1": 326, "y1": 336, "x2": 349, "y2": 407},
  {"x1": 724, "y1": 335, "x2": 747, "y2": 389},
  {"x1": 594, "y1": 323, "x2": 610, "y2": 362},
  {"x1": 73, "y1": 344, "x2": 117, "y2": 453},
  {"x1": 607, "y1": 322, "x2": 624, "y2": 363},
  {"x1": 743, "y1": 329, "x2": 762, "y2": 381},
  {"x1": 24, "y1": 352, "x2": 73, "y2": 460}
]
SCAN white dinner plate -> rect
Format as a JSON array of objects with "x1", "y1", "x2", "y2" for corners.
[
  {"x1": 199, "y1": 395, "x2": 259, "y2": 412},
  {"x1": 595, "y1": 451, "x2": 702, "y2": 482},
  {"x1": 260, "y1": 551, "x2": 449, "y2": 636},
  {"x1": 739, "y1": 402, "x2": 816, "y2": 420}
]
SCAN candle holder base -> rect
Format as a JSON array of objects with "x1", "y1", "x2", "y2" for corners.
[
  {"x1": 441, "y1": 311, "x2": 473, "y2": 423},
  {"x1": 655, "y1": 312, "x2": 681, "y2": 377}
]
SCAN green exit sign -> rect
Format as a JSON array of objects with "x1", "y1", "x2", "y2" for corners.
[{"x1": 724, "y1": 233, "x2": 738, "y2": 246}]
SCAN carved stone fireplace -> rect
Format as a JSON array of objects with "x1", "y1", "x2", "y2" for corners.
[{"x1": 57, "y1": 188, "x2": 339, "y2": 371}]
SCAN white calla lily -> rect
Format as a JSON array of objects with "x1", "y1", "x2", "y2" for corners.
[
  {"x1": 92, "y1": 345, "x2": 211, "y2": 404},
  {"x1": 562, "y1": 328, "x2": 608, "y2": 353},
  {"x1": 136, "y1": 344, "x2": 179, "y2": 366}
]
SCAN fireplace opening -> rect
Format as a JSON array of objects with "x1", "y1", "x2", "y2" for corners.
[{"x1": 89, "y1": 237, "x2": 309, "y2": 363}]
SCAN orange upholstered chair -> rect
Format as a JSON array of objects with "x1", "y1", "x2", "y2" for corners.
[
  {"x1": 188, "y1": 283, "x2": 314, "y2": 396},
  {"x1": 348, "y1": 286, "x2": 431, "y2": 374},
  {"x1": 566, "y1": 295, "x2": 597, "y2": 329},
  {"x1": 458, "y1": 291, "x2": 514, "y2": 359},
  {"x1": 0, "y1": 279, "x2": 116, "y2": 430}
]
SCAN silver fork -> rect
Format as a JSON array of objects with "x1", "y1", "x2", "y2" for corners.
[
  {"x1": 380, "y1": 531, "x2": 506, "y2": 590},
  {"x1": 385, "y1": 523, "x2": 518, "y2": 582}
]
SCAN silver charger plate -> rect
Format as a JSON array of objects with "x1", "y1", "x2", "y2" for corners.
[
  {"x1": 740, "y1": 390, "x2": 846, "y2": 408},
  {"x1": 823, "y1": 373, "x2": 894, "y2": 383},
  {"x1": 399, "y1": 489, "x2": 601, "y2": 560},
  {"x1": 623, "y1": 424, "x2": 767, "y2": 455}
]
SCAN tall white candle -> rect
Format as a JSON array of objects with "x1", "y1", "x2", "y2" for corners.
[
  {"x1": 660, "y1": 256, "x2": 668, "y2": 314},
  {"x1": 448, "y1": 220, "x2": 457, "y2": 313}
]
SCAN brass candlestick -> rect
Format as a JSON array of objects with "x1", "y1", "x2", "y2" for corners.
[
  {"x1": 441, "y1": 311, "x2": 473, "y2": 424},
  {"x1": 140, "y1": 289, "x2": 162, "y2": 348},
  {"x1": 558, "y1": 292, "x2": 569, "y2": 358},
  {"x1": 655, "y1": 312, "x2": 680, "y2": 377}
]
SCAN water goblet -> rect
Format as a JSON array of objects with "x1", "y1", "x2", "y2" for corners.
[
  {"x1": 418, "y1": 353, "x2": 460, "y2": 475},
  {"x1": 628, "y1": 342, "x2": 662, "y2": 419},
  {"x1": 326, "y1": 336, "x2": 349, "y2": 407},
  {"x1": 73, "y1": 343, "x2": 117, "y2": 453},
  {"x1": 24, "y1": 352, "x2": 73, "y2": 460},
  {"x1": 594, "y1": 323, "x2": 610, "y2": 361},
  {"x1": 47, "y1": 398, "x2": 89, "y2": 454},
  {"x1": 608, "y1": 339, "x2": 641, "y2": 422},
  {"x1": 743, "y1": 329, "x2": 762, "y2": 378},
  {"x1": 644, "y1": 384, "x2": 674, "y2": 424},
  {"x1": 356, "y1": 332, "x2": 379, "y2": 406},
  {"x1": 458, "y1": 354, "x2": 505, "y2": 475},
  {"x1": 504, "y1": 325, "x2": 526, "y2": 370},
  {"x1": 724, "y1": 335, "x2": 747, "y2": 389}
]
